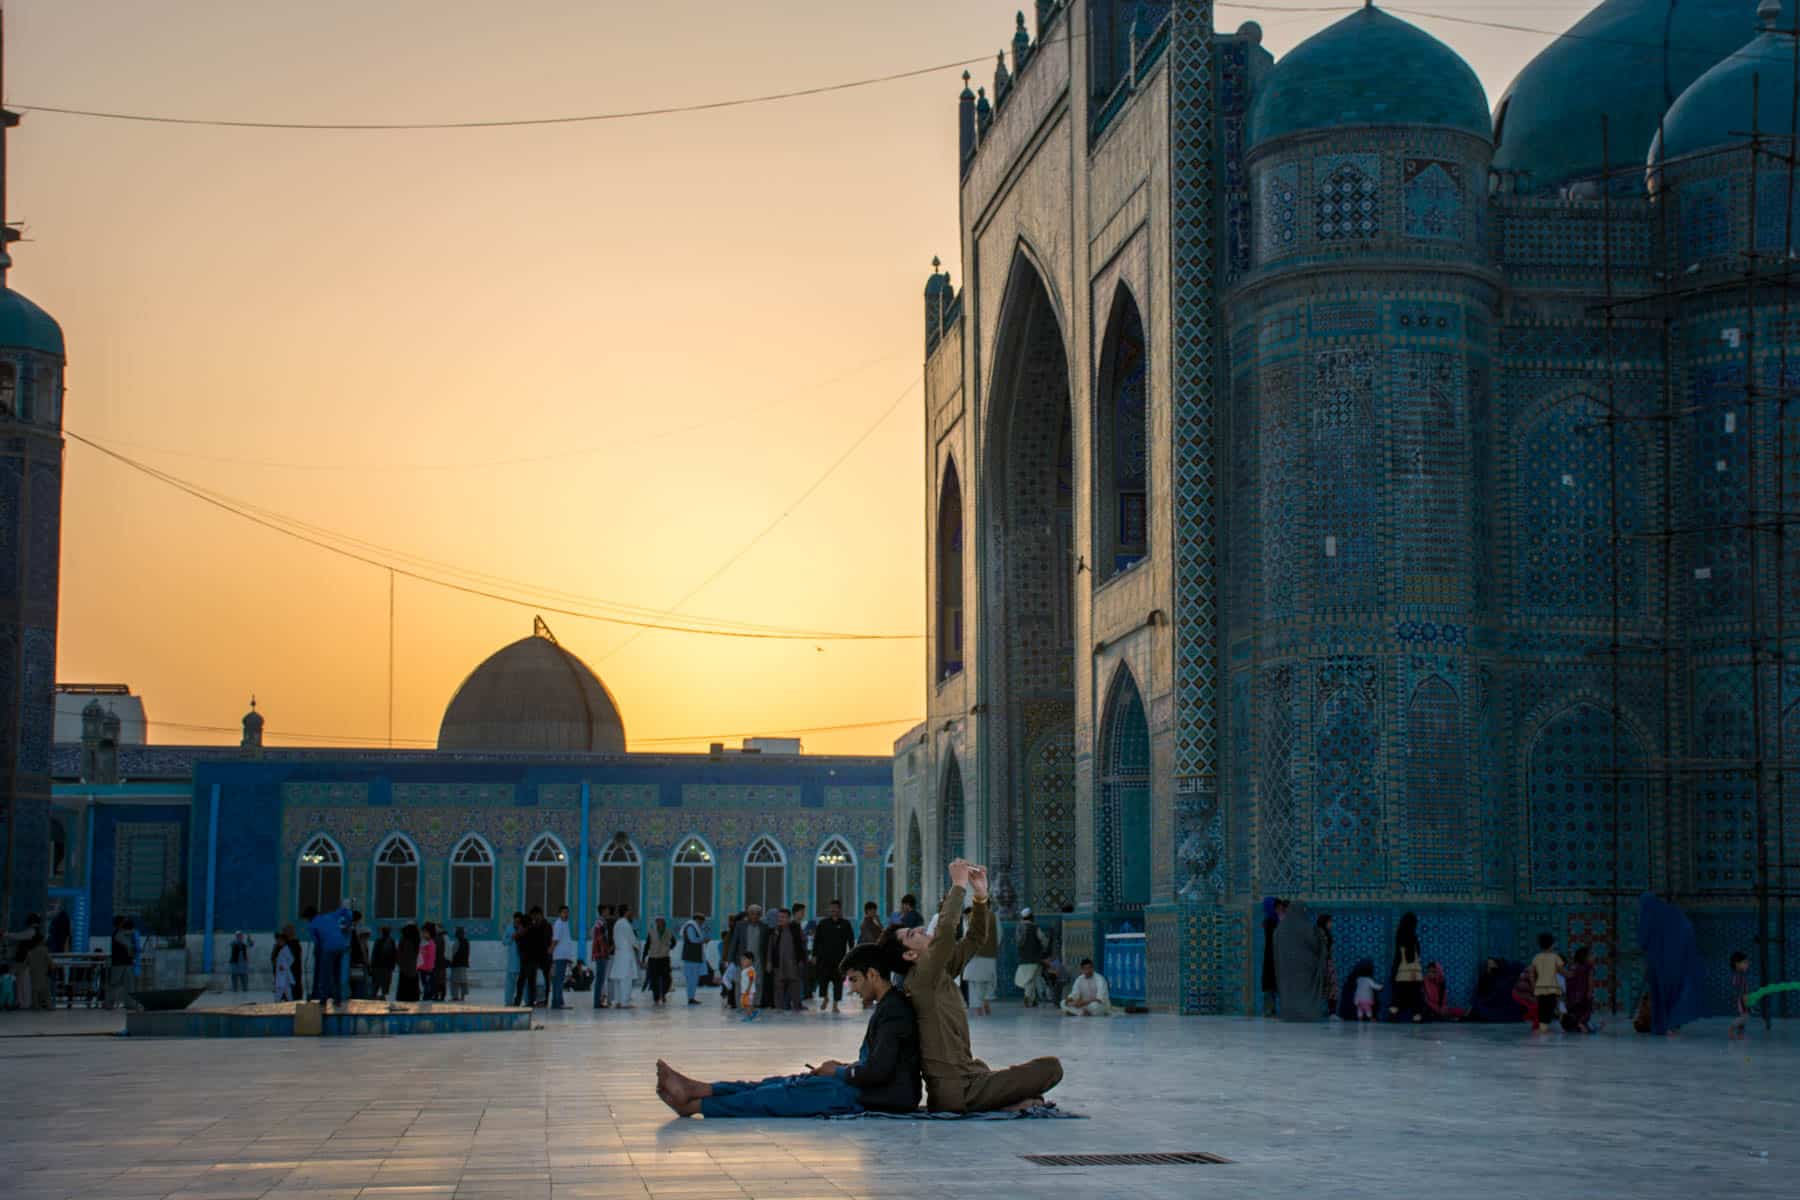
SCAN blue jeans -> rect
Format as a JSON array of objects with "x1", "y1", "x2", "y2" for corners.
[
  {"x1": 312, "y1": 948, "x2": 345, "y2": 1004},
  {"x1": 682, "y1": 960, "x2": 704, "y2": 1002},
  {"x1": 594, "y1": 957, "x2": 610, "y2": 1007},
  {"x1": 699, "y1": 1073, "x2": 863, "y2": 1119},
  {"x1": 551, "y1": 959, "x2": 569, "y2": 1007}
]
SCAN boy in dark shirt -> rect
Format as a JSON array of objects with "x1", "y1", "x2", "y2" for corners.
[{"x1": 656, "y1": 943, "x2": 922, "y2": 1118}]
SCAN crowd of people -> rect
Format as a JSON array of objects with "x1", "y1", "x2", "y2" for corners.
[
  {"x1": 1260, "y1": 892, "x2": 1745, "y2": 1037},
  {"x1": 3, "y1": 910, "x2": 141, "y2": 1011}
]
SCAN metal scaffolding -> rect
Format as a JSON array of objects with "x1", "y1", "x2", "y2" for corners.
[{"x1": 1582, "y1": 38, "x2": 1800, "y2": 1018}]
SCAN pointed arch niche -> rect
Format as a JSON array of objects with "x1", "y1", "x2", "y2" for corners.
[
  {"x1": 937, "y1": 457, "x2": 965, "y2": 681},
  {"x1": 1097, "y1": 666, "x2": 1152, "y2": 910},
  {"x1": 1095, "y1": 284, "x2": 1149, "y2": 581}
]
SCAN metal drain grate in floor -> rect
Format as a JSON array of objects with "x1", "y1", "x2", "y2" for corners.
[{"x1": 1022, "y1": 1152, "x2": 1232, "y2": 1167}]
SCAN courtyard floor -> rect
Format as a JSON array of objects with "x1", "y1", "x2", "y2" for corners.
[{"x1": 0, "y1": 988, "x2": 1793, "y2": 1200}]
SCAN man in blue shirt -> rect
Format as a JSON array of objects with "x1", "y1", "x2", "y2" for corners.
[
  {"x1": 655, "y1": 942, "x2": 921, "y2": 1118},
  {"x1": 305, "y1": 901, "x2": 353, "y2": 1007}
]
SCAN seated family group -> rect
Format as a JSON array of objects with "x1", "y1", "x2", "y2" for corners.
[{"x1": 656, "y1": 859, "x2": 1064, "y2": 1118}]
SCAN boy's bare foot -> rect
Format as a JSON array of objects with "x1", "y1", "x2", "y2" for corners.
[{"x1": 1000, "y1": 1097, "x2": 1045, "y2": 1111}]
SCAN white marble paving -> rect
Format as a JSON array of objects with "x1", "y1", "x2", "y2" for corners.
[{"x1": 0, "y1": 989, "x2": 1792, "y2": 1199}]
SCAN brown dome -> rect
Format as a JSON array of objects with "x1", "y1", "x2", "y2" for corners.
[{"x1": 437, "y1": 621, "x2": 626, "y2": 753}]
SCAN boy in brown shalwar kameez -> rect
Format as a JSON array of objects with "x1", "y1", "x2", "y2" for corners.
[{"x1": 883, "y1": 859, "x2": 1063, "y2": 1113}]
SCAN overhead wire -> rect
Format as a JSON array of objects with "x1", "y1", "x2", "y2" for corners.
[
  {"x1": 8, "y1": 1, "x2": 1775, "y2": 140},
  {"x1": 11, "y1": 54, "x2": 999, "y2": 131},
  {"x1": 596, "y1": 373, "x2": 922, "y2": 662},
  {"x1": 84, "y1": 349, "x2": 907, "y2": 473},
  {"x1": 67, "y1": 429, "x2": 922, "y2": 642}
]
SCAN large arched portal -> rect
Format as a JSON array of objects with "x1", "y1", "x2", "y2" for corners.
[{"x1": 984, "y1": 252, "x2": 1076, "y2": 911}]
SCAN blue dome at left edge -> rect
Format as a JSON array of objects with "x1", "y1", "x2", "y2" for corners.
[
  {"x1": 0, "y1": 286, "x2": 64, "y2": 357},
  {"x1": 1247, "y1": 6, "x2": 1490, "y2": 149}
]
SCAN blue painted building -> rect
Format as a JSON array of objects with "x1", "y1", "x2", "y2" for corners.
[
  {"x1": 50, "y1": 626, "x2": 896, "y2": 984},
  {"x1": 906, "y1": 0, "x2": 1800, "y2": 1015}
]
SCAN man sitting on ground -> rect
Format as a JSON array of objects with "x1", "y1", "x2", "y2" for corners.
[
  {"x1": 882, "y1": 859, "x2": 1064, "y2": 1113},
  {"x1": 656, "y1": 943, "x2": 921, "y2": 1118},
  {"x1": 1060, "y1": 958, "x2": 1113, "y2": 1017}
]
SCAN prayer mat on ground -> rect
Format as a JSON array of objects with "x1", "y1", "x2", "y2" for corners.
[{"x1": 825, "y1": 1104, "x2": 1083, "y2": 1120}]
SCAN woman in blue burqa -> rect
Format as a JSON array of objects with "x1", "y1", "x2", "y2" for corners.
[
  {"x1": 1637, "y1": 891, "x2": 1703, "y2": 1035},
  {"x1": 1273, "y1": 899, "x2": 1327, "y2": 1021}
]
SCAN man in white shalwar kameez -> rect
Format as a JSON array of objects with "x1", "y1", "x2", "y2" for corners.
[
  {"x1": 609, "y1": 905, "x2": 641, "y2": 1009},
  {"x1": 1060, "y1": 958, "x2": 1113, "y2": 1016}
]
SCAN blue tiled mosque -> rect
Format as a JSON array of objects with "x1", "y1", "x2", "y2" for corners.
[
  {"x1": 42, "y1": 626, "x2": 896, "y2": 983},
  {"x1": 903, "y1": 0, "x2": 1800, "y2": 1014}
]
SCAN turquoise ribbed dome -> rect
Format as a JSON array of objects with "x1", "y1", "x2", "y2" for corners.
[
  {"x1": 0, "y1": 287, "x2": 63, "y2": 357},
  {"x1": 1494, "y1": 0, "x2": 1749, "y2": 193},
  {"x1": 1652, "y1": 10, "x2": 1798, "y2": 162},
  {"x1": 1246, "y1": 6, "x2": 1489, "y2": 148}
]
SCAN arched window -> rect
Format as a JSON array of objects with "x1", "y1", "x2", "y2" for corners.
[
  {"x1": 524, "y1": 835, "x2": 569, "y2": 915},
  {"x1": 672, "y1": 837, "x2": 715, "y2": 920},
  {"x1": 598, "y1": 835, "x2": 642, "y2": 914},
  {"x1": 1095, "y1": 286, "x2": 1148, "y2": 580},
  {"x1": 814, "y1": 837, "x2": 856, "y2": 913},
  {"x1": 450, "y1": 836, "x2": 494, "y2": 922},
  {"x1": 906, "y1": 813, "x2": 924, "y2": 900},
  {"x1": 297, "y1": 835, "x2": 343, "y2": 917},
  {"x1": 744, "y1": 836, "x2": 787, "y2": 912},
  {"x1": 884, "y1": 845, "x2": 896, "y2": 917},
  {"x1": 941, "y1": 753, "x2": 966, "y2": 865},
  {"x1": 1098, "y1": 668, "x2": 1152, "y2": 909},
  {"x1": 372, "y1": 835, "x2": 419, "y2": 922},
  {"x1": 937, "y1": 460, "x2": 965, "y2": 680}
]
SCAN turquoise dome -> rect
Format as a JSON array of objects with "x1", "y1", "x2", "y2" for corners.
[
  {"x1": 1493, "y1": 0, "x2": 1747, "y2": 194},
  {"x1": 0, "y1": 287, "x2": 63, "y2": 357},
  {"x1": 1653, "y1": 9, "x2": 1798, "y2": 162},
  {"x1": 1247, "y1": 6, "x2": 1489, "y2": 148}
]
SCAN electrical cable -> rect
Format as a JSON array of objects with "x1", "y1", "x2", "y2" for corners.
[
  {"x1": 596, "y1": 373, "x2": 921, "y2": 661},
  {"x1": 12, "y1": 55, "x2": 998, "y2": 131},
  {"x1": 67, "y1": 429, "x2": 923, "y2": 641},
  {"x1": 85, "y1": 349, "x2": 906, "y2": 473},
  {"x1": 10, "y1": 1, "x2": 1778, "y2": 139}
]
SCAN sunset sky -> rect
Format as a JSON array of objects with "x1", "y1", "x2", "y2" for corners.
[{"x1": 10, "y1": 1, "x2": 1601, "y2": 754}]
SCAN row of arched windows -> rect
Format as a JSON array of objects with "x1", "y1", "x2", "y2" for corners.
[{"x1": 296, "y1": 833, "x2": 895, "y2": 925}]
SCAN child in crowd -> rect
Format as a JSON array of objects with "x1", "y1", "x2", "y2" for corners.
[
  {"x1": 1422, "y1": 961, "x2": 1465, "y2": 1021},
  {"x1": 1529, "y1": 932, "x2": 1564, "y2": 1033},
  {"x1": 735, "y1": 952, "x2": 759, "y2": 1022},
  {"x1": 1560, "y1": 946, "x2": 1597, "y2": 1033},
  {"x1": 273, "y1": 927, "x2": 297, "y2": 1001},
  {"x1": 1728, "y1": 950, "x2": 1751, "y2": 1040},
  {"x1": 1513, "y1": 961, "x2": 1540, "y2": 1025},
  {"x1": 1354, "y1": 970, "x2": 1383, "y2": 1021}
]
